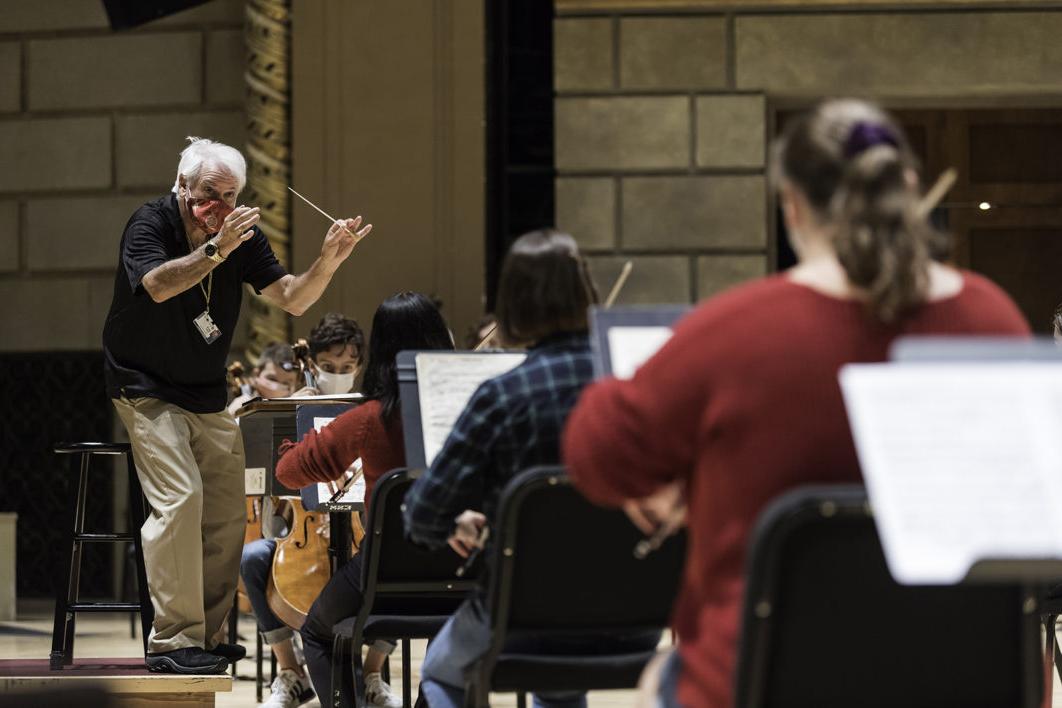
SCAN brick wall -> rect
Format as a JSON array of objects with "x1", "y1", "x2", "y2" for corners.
[
  {"x1": 553, "y1": 5, "x2": 1062, "y2": 305},
  {"x1": 0, "y1": 0, "x2": 247, "y2": 351}
]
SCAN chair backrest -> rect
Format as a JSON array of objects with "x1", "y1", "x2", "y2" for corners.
[
  {"x1": 485, "y1": 466, "x2": 686, "y2": 635},
  {"x1": 734, "y1": 485, "x2": 1042, "y2": 708},
  {"x1": 360, "y1": 468, "x2": 476, "y2": 592}
]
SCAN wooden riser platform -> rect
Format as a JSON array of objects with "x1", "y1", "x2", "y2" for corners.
[{"x1": 0, "y1": 657, "x2": 232, "y2": 707}]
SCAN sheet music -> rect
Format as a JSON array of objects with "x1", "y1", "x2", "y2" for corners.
[
  {"x1": 840, "y1": 362, "x2": 1062, "y2": 584},
  {"x1": 309, "y1": 416, "x2": 364, "y2": 503},
  {"x1": 416, "y1": 352, "x2": 527, "y2": 466},
  {"x1": 607, "y1": 327, "x2": 673, "y2": 380},
  {"x1": 274, "y1": 392, "x2": 364, "y2": 402}
]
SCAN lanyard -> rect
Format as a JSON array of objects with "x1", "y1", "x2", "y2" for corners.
[
  {"x1": 186, "y1": 234, "x2": 214, "y2": 313},
  {"x1": 197, "y1": 272, "x2": 213, "y2": 312}
]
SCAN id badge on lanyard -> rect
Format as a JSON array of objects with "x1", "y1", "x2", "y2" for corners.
[
  {"x1": 191, "y1": 271, "x2": 221, "y2": 344},
  {"x1": 193, "y1": 310, "x2": 222, "y2": 344}
]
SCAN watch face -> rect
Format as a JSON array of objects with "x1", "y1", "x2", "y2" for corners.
[{"x1": 205, "y1": 243, "x2": 218, "y2": 256}]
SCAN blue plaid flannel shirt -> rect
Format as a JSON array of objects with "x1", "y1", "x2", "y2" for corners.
[{"x1": 402, "y1": 331, "x2": 593, "y2": 549}]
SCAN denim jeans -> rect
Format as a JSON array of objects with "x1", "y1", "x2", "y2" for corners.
[
  {"x1": 656, "y1": 650, "x2": 683, "y2": 708},
  {"x1": 239, "y1": 538, "x2": 292, "y2": 644},
  {"x1": 419, "y1": 596, "x2": 661, "y2": 708}
]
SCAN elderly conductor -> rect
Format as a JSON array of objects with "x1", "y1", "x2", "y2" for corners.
[{"x1": 102, "y1": 137, "x2": 371, "y2": 674}]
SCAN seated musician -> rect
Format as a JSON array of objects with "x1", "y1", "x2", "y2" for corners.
[
  {"x1": 226, "y1": 342, "x2": 299, "y2": 414},
  {"x1": 401, "y1": 230, "x2": 660, "y2": 708},
  {"x1": 238, "y1": 317, "x2": 364, "y2": 707},
  {"x1": 274, "y1": 292, "x2": 454, "y2": 708},
  {"x1": 293, "y1": 312, "x2": 366, "y2": 396},
  {"x1": 560, "y1": 99, "x2": 1031, "y2": 708}
]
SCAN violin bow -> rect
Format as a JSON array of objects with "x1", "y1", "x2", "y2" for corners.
[
  {"x1": 603, "y1": 260, "x2": 633, "y2": 309},
  {"x1": 916, "y1": 167, "x2": 958, "y2": 220}
]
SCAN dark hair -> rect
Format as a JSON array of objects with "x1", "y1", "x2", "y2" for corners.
[
  {"x1": 772, "y1": 99, "x2": 936, "y2": 322},
  {"x1": 495, "y1": 229, "x2": 598, "y2": 345},
  {"x1": 308, "y1": 312, "x2": 365, "y2": 362},
  {"x1": 257, "y1": 341, "x2": 295, "y2": 371},
  {"x1": 361, "y1": 292, "x2": 454, "y2": 424}
]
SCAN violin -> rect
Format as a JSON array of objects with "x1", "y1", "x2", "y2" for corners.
[
  {"x1": 292, "y1": 338, "x2": 317, "y2": 391},
  {"x1": 228, "y1": 360, "x2": 254, "y2": 398}
]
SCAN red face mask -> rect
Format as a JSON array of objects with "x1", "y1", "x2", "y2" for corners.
[{"x1": 186, "y1": 193, "x2": 234, "y2": 234}]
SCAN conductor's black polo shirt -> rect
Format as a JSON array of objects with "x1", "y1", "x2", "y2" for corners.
[{"x1": 103, "y1": 193, "x2": 286, "y2": 413}]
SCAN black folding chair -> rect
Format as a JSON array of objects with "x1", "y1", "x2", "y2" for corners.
[
  {"x1": 734, "y1": 485, "x2": 1042, "y2": 708},
  {"x1": 465, "y1": 466, "x2": 686, "y2": 707},
  {"x1": 1041, "y1": 587, "x2": 1062, "y2": 703},
  {"x1": 331, "y1": 468, "x2": 476, "y2": 708}
]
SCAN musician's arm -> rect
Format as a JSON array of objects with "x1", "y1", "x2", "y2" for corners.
[
  {"x1": 276, "y1": 405, "x2": 368, "y2": 488},
  {"x1": 563, "y1": 317, "x2": 707, "y2": 507},
  {"x1": 403, "y1": 383, "x2": 500, "y2": 549}
]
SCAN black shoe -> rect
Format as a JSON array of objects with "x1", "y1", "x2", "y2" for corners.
[
  {"x1": 208, "y1": 642, "x2": 247, "y2": 662},
  {"x1": 146, "y1": 647, "x2": 229, "y2": 675}
]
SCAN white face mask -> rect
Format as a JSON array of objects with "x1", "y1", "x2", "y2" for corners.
[{"x1": 316, "y1": 370, "x2": 356, "y2": 395}]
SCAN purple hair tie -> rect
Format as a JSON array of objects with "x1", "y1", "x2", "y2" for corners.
[{"x1": 843, "y1": 121, "x2": 900, "y2": 158}]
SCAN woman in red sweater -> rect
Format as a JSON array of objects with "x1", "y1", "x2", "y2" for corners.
[
  {"x1": 275, "y1": 291, "x2": 453, "y2": 708},
  {"x1": 562, "y1": 99, "x2": 1030, "y2": 708}
]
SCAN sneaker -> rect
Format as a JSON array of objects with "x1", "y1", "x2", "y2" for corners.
[
  {"x1": 209, "y1": 642, "x2": 247, "y2": 662},
  {"x1": 261, "y1": 668, "x2": 315, "y2": 708},
  {"x1": 146, "y1": 647, "x2": 229, "y2": 675},
  {"x1": 365, "y1": 671, "x2": 402, "y2": 708}
]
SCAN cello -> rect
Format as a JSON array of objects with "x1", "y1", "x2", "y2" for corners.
[
  {"x1": 265, "y1": 493, "x2": 366, "y2": 629},
  {"x1": 264, "y1": 342, "x2": 366, "y2": 630}
]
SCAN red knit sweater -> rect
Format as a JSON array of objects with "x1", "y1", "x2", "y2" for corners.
[
  {"x1": 276, "y1": 399, "x2": 405, "y2": 513},
  {"x1": 563, "y1": 272, "x2": 1030, "y2": 708}
]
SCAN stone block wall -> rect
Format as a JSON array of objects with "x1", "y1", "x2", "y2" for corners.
[
  {"x1": 554, "y1": 13, "x2": 768, "y2": 305},
  {"x1": 554, "y1": 3, "x2": 1062, "y2": 305},
  {"x1": 0, "y1": 0, "x2": 246, "y2": 351}
]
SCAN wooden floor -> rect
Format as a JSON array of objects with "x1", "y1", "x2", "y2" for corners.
[
  {"x1": 3, "y1": 602, "x2": 1061, "y2": 707},
  {"x1": 0, "y1": 602, "x2": 641, "y2": 707}
]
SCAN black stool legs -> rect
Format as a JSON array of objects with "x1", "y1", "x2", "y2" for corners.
[
  {"x1": 50, "y1": 451, "x2": 90, "y2": 669},
  {"x1": 49, "y1": 443, "x2": 153, "y2": 670}
]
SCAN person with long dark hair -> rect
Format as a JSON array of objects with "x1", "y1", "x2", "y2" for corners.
[
  {"x1": 274, "y1": 291, "x2": 453, "y2": 708},
  {"x1": 562, "y1": 99, "x2": 1031, "y2": 708}
]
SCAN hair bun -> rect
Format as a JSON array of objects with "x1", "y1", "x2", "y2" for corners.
[{"x1": 843, "y1": 121, "x2": 900, "y2": 158}]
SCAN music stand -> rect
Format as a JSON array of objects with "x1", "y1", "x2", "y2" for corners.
[{"x1": 589, "y1": 304, "x2": 690, "y2": 380}]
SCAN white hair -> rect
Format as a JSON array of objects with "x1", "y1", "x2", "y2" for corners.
[{"x1": 172, "y1": 136, "x2": 247, "y2": 194}]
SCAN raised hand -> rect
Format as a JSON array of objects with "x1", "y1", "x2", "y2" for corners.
[
  {"x1": 216, "y1": 206, "x2": 260, "y2": 257},
  {"x1": 320, "y1": 216, "x2": 373, "y2": 268}
]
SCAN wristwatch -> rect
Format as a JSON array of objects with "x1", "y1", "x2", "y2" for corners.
[{"x1": 204, "y1": 238, "x2": 225, "y2": 264}]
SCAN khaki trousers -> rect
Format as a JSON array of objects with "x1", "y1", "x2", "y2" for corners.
[{"x1": 113, "y1": 396, "x2": 245, "y2": 654}]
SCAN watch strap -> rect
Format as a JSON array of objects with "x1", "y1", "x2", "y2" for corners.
[{"x1": 205, "y1": 238, "x2": 225, "y2": 264}]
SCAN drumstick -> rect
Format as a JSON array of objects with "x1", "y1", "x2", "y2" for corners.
[
  {"x1": 288, "y1": 187, "x2": 362, "y2": 240},
  {"x1": 604, "y1": 260, "x2": 633, "y2": 308},
  {"x1": 915, "y1": 167, "x2": 957, "y2": 219}
]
